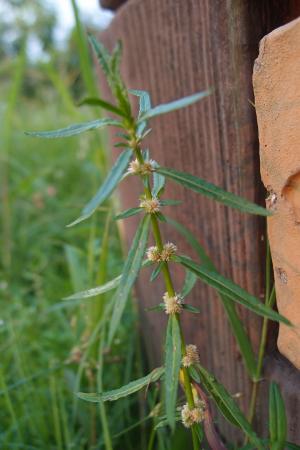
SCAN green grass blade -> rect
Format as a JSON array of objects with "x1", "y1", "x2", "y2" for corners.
[
  {"x1": 114, "y1": 207, "x2": 142, "y2": 221},
  {"x1": 196, "y1": 365, "x2": 263, "y2": 449},
  {"x1": 269, "y1": 382, "x2": 287, "y2": 449},
  {"x1": 166, "y1": 216, "x2": 257, "y2": 378},
  {"x1": 158, "y1": 167, "x2": 271, "y2": 217},
  {"x1": 77, "y1": 367, "x2": 164, "y2": 403},
  {"x1": 178, "y1": 256, "x2": 290, "y2": 325},
  {"x1": 108, "y1": 215, "x2": 151, "y2": 344},
  {"x1": 78, "y1": 97, "x2": 126, "y2": 117},
  {"x1": 138, "y1": 90, "x2": 211, "y2": 121},
  {"x1": 160, "y1": 200, "x2": 182, "y2": 206},
  {"x1": 165, "y1": 315, "x2": 182, "y2": 430},
  {"x1": 25, "y1": 118, "x2": 121, "y2": 139},
  {"x1": 150, "y1": 262, "x2": 164, "y2": 282},
  {"x1": 70, "y1": 0, "x2": 98, "y2": 97},
  {"x1": 68, "y1": 149, "x2": 132, "y2": 226},
  {"x1": 182, "y1": 304, "x2": 200, "y2": 314}
]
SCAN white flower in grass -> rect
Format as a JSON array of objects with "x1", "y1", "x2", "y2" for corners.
[
  {"x1": 146, "y1": 246, "x2": 161, "y2": 262},
  {"x1": 181, "y1": 401, "x2": 205, "y2": 428},
  {"x1": 160, "y1": 242, "x2": 177, "y2": 261},
  {"x1": 182, "y1": 344, "x2": 200, "y2": 367},
  {"x1": 163, "y1": 292, "x2": 183, "y2": 314},
  {"x1": 140, "y1": 196, "x2": 160, "y2": 214}
]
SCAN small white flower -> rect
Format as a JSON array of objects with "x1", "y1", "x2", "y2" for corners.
[
  {"x1": 182, "y1": 344, "x2": 200, "y2": 367},
  {"x1": 163, "y1": 292, "x2": 182, "y2": 314},
  {"x1": 146, "y1": 246, "x2": 161, "y2": 262},
  {"x1": 128, "y1": 159, "x2": 156, "y2": 176},
  {"x1": 160, "y1": 242, "x2": 177, "y2": 261},
  {"x1": 181, "y1": 402, "x2": 205, "y2": 428},
  {"x1": 140, "y1": 197, "x2": 160, "y2": 214}
]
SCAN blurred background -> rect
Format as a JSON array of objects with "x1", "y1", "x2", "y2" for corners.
[{"x1": 0, "y1": 1, "x2": 172, "y2": 449}]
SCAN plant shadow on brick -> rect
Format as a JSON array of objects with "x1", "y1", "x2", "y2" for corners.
[{"x1": 27, "y1": 37, "x2": 299, "y2": 450}]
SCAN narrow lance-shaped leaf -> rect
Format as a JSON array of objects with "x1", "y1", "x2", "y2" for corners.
[
  {"x1": 166, "y1": 216, "x2": 257, "y2": 378},
  {"x1": 158, "y1": 167, "x2": 271, "y2": 217},
  {"x1": 196, "y1": 364, "x2": 263, "y2": 449},
  {"x1": 129, "y1": 89, "x2": 151, "y2": 117},
  {"x1": 178, "y1": 255, "x2": 290, "y2": 325},
  {"x1": 78, "y1": 97, "x2": 126, "y2": 117},
  {"x1": 181, "y1": 269, "x2": 197, "y2": 299},
  {"x1": 63, "y1": 275, "x2": 122, "y2": 301},
  {"x1": 77, "y1": 366, "x2": 164, "y2": 403},
  {"x1": 68, "y1": 149, "x2": 132, "y2": 226},
  {"x1": 165, "y1": 315, "x2": 182, "y2": 430},
  {"x1": 138, "y1": 89, "x2": 212, "y2": 122},
  {"x1": 269, "y1": 382, "x2": 287, "y2": 449},
  {"x1": 152, "y1": 172, "x2": 165, "y2": 198},
  {"x1": 108, "y1": 215, "x2": 151, "y2": 344},
  {"x1": 114, "y1": 207, "x2": 142, "y2": 221},
  {"x1": 25, "y1": 117, "x2": 121, "y2": 139}
]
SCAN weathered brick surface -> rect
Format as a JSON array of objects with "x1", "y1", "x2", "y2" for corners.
[{"x1": 253, "y1": 17, "x2": 300, "y2": 370}]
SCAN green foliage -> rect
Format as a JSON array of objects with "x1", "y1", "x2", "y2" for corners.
[
  {"x1": 108, "y1": 215, "x2": 151, "y2": 344},
  {"x1": 165, "y1": 315, "x2": 182, "y2": 430},
  {"x1": 114, "y1": 207, "x2": 143, "y2": 221},
  {"x1": 158, "y1": 167, "x2": 271, "y2": 216},
  {"x1": 178, "y1": 255, "x2": 290, "y2": 324},
  {"x1": 77, "y1": 367, "x2": 164, "y2": 403},
  {"x1": 196, "y1": 365, "x2": 263, "y2": 449},
  {"x1": 269, "y1": 382, "x2": 287, "y2": 449},
  {"x1": 26, "y1": 117, "x2": 122, "y2": 138},
  {"x1": 79, "y1": 96, "x2": 127, "y2": 117},
  {"x1": 69, "y1": 148, "x2": 132, "y2": 226}
]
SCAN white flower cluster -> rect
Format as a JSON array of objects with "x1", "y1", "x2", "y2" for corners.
[
  {"x1": 128, "y1": 158, "x2": 156, "y2": 176},
  {"x1": 163, "y1": 292, "x2": 183, "y2": 314},
  {"x1": 181, "y1": 400, "x2": 205, "y2": 428},
  {"x1": 146, "y1": 243, "x2": 177, "y2": 262},
  {"x1": 182, "y1": 344, "x2": 200, "y2": 367},
  {"x1": 140, "y1": 197, "x2": 160, "y2": 214}
]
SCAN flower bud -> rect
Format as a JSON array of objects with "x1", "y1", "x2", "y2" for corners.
[
  {"x1": 160, "y1": 242, "x2": 177, "y2": 261},
  {"x1": 140, "y1": 197, "x2": 160, "y2": 214},
  {"x1": 146, "y1": 246, "x2": 161, "y2": 262},
  {"x1": 182, "y1": 344, "x2": 200, "y2": 367},
  {"x1": 181, "y1": 402, "x2": 205, "y2": 428},
  {"x1": 163, "y1": 292, "x2": 183, "y2": 314}
]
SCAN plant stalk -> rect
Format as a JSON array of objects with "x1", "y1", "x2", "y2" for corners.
[{"x1": 134, "y1": 144, "x2": 198, "y2": 449}]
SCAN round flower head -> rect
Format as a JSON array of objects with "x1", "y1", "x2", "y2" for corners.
[
  {"x1": 163, "y1": 292, "x2": 182, "y2": 314},
  {"x1": 140, "y1": 197, "x2": 160, "y2": 214},
  {"x1": 160, "y1": 242, "x2": 177, "y2": 261},
  {"x1": 181, "y1": 402, "x2": 205, "y2": 428},
  {"x1": 146, "y1": 246, "x2": 161, "y2": 263},
  {"x1": 182, "y1": 344, "x2": 200, "y2": 367},
  {"x1": 128, "y1": 159, "x2": 156, "y2": 176}
]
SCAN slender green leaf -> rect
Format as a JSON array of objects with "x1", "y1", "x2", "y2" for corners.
[
  {"x1": 156, "y1": 212, "x2": 167, "y2": 222},
  {"x1": 63, "y1": 275, "x2": 121, "y2": 301},
  {"x1": 150, "y1": 262, "x2": 164, "y2": 282},
  {"x1": 77, "y1": 366, "x2": 164, "y2": 403},
  {"x1": 114, "y1": 207, "x2": 142, "y2": 221},
  {"x1": 78, "y1": 97, "x2": 126, "y2": 117},
  {"x1": 182, "y1": 304, "x2": 200, "y2": 314},
  {"x1": 196, "y1": 365, "x2": 263, "y2": 448},
  {"x1": 160, "y1": 199, "x2": 181, "y2": 206},
  {"x1": 158, "y1": 167, "x2": 271, "y2": 217},
  {"x1": 181, "y1": 269, "x2": 197, "y2": 298},
  {"x1": 129, "y1": 89, "x2": 151, "y2": 117},
  {"x1": 138, "y1": 89, "x2": 211, "y2": 122},
  {"x1": 145, "y1": 303, "x2": 165, "y2": 312},
  {"x1": 152, "y1": 172, "x2": 165, "y2": 198},
  {"x1": 165, "y1": 315, "x2": 182, "y2": 430},
  {"x1": 178, "y1": 256, "x2": 290, "y2": 325},
  {"x1": 25, "y1": 118, "x2": 121, "y2": 139},
  {"x1": 68, "y1": 149, "x2": 132, "y2": 226},
  {"x1": 108, "y1": 215, "x2": 151, "y2": 344},
  {"x1": 269, "y1": 382, "x2": 287, "y2": 449},
  {"x1": 166, "y1": 216, "x2": 257, "y2": 378},
  {"x1": 286, "y1": 443, "x2": 300, "y2": 450}
]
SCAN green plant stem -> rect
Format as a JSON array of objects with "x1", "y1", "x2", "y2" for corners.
[
  {"x1": 134, "y1": 144, "x2": 198, "y2": 449},
  {"x1": 247, "y1": 241, "x2": 275, "y2": 426}
]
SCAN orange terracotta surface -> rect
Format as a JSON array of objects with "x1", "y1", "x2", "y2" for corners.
[{"x1": 253, "y1": 17, "x2": 300, "y2": 369}]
